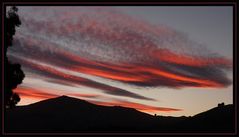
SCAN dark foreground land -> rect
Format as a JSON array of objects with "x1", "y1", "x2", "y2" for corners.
[{"x1": 5, "y1": 96, "x2": 235, "y2": 133}]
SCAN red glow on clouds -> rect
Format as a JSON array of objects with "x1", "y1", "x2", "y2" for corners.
[
  {"x1": 68, "y1": 93, "x2": 100, "y2": 98},
  {"x1": 90, "y1": 100, "x2": 182, "y2": 113},
  {"x1": 14, "y1": 86, "x2": 58, "y2": 99},
  {"x1": 152, "y1": 49, "x2": 232, "y2": 68},
  {"x1": 61, "y1": 51, "x2": 225, "y2": 88},
  {"x1": 50, "y1": 48, "x2": 226, "y2": 88},
  {"x1": 73, "y1": 66, "x2": 146, "y2": 82},
  {"x1": 13, "y1": 86, "x2": 181, "y2": 113},
  {"x1": 136, "y1": 66, "x2": 224, "y2": 88},
  {"x1": 7, "y1": 7, "x2": 232, "y2": 114},
  {"x1": 72, "y1": 64, "x2": 224, "y2": 88},
  {"x1": 14, "y1": 86, "x2": 100, "y2": 105},
  {"x1": 12, "y1": 56, "x2": 152, "y2": 100},
  {"x1": 14, "y1": 7, "x2": 232, "y2": 89}
]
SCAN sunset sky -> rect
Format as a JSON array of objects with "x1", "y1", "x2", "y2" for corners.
[{"x1": 7, "y1": 6, "x2": 233, "y2": 116}]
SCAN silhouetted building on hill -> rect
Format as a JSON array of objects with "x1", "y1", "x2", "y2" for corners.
[
  {"x1": 218, "y1": 102, "x2": 225, "y2": 107},
  {"x1": 5, "y1": 96, "x2": 234, "y2": 132}
]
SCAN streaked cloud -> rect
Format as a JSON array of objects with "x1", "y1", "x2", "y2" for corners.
[
  {"x1": 14, "y1": 86, "x2": 181, "y2": 112},
  {"x1": 9, "y1": 55, "x2": 155, "y2": 101},
  {"x1": 8, "y1": 6, "x2": 232, "y2": 114},
  {"x1": 90, "y1": 100, "x2": 182, "y2": 113}
]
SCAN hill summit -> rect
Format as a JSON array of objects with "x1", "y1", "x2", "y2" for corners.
[{"x1": 5, "y1": 96, "x2": 235, "y2": 133}]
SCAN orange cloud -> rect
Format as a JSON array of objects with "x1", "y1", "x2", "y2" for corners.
[
  {"x1": 14, "y1": 86, "x2": 180, "y2": 113},
  {"x1": 14, "y1": 86, "x2": 58, "y2": 99},
  {"x1": 68, "y1": 93, "x2": 100, "y2": 98},
  {"x1": 10, "y1": 6, "x2": 232, "y2": 92},
  {"x1": 135, "y1": 66, "x2": 224, "y2": 88},
  {"x1": 56, "y1": 49, "x2": 225, "y2": 88},
  {"x1": 11, "y1": 56, "x2": 153, "y2": 100},
  {"x1": 90, "y1": 100, "x2": 182, "y2": 113},
  {"x1": 152, "y1": 49, "x2": 232, "y2": 68},
  {"x1": 14, "y1": 86, "x2": 100, "y2": 105}
]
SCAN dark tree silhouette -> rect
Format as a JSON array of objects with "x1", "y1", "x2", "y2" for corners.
[{"x1": 4, "y1": 6, "x2": 25, "y2": 108}]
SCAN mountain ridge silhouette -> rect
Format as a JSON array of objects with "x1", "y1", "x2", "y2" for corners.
[{"x1": 5, "y1": 95, "x2": 235, "y2": 133}]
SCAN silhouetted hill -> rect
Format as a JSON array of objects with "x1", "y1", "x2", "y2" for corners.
[
  {"x1": 178, "y1": 104, "x2": 235, "y2": 132},
  {"x1": 5, "y1": 96, "x2": 235, "y2": 133}
]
